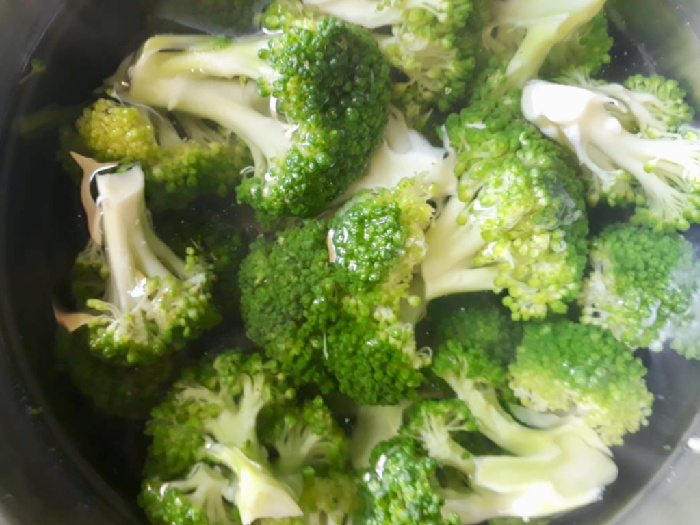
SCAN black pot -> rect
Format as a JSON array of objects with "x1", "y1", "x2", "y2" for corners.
[{"x1": 0, "y1": 1, "x2": 699, "y2": 524}]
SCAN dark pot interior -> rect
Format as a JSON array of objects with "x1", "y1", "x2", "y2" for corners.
[{"x1": 1, "y1": 1, "x2": 700, "y2": 524}]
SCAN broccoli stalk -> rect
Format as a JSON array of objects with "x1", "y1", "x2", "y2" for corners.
[
  {"x1": 521, "y1": 79, "x2": 700, "y2": 230},
  {"x1": 483, "y1": 0, "x2": 607, "y2": 88},
  {"x1": 339, "y1": 108, "x2": 457, "y2": 203},
  {"x1": 349, "y1": 403, "x2": 411, "y2": 468},
  {"x1": 56, "y1": 163, "x2": 219, "y2": 364},
  {"x1": 124, "y1": 19, "x2": 392, "y2": 218}
]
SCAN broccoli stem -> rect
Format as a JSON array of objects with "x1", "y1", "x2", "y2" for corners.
[
  {"x1": 168, "y1": 464, "x2": 234, "y2": 525},
  {"x1": 421, "y1": 196, "x2": 498, "y2": 300},
  {"x1": 205, "y1": 444, "x2": 302, "y2": 525},
  {"x1": 341, "y1": 109, "x2": 457, "y2": 200},
  {"x1": 96, "y1": 168, "x2": 175, "y2": 313},
  {"x1": 150, "y1": 35, "x2": 277, "y2": 81},
  {"x1": 350, "y1": 404, "x2": 408, "y2": 468},
  {"x1": 128, "y1": 69, "x2": 291, "y2": 181},
  {"x1": 488, "y1": 0, "x2": 606, "y2": 88}
]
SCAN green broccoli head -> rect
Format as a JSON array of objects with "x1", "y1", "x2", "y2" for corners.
[
  {"x1": 522, "y1": 79, "x2": 700, "y2": 230},
  {"x1": 324, "y1": 180, "x2": 435, "y2": 404},
  {"x1": 125, "y1": 15, "x2": 392, "y2": 219},
  {"x1": 266, "y1": 396, "x2": 349, "y2": 476},
  {"x1": 482, "y1": 0, "x2": 608, "y2": 89},
  {"x1": 153, "y1": 207, "x2": 250, "y2": 319},
  {"x1": 142, "y1": 351, "x2": 302, "y2": 525},
  {"x1": 71, "y1": 98, "x2": 249, "y2": 210},
  {"x1": 423, "y1": 108, "x2": 589, "y2": 320},
  {"x1": 579, "y1": 223, "x2": 700, "y2": 358},
  {"x1": 54, "y1": 326, "x2": 174, "y2": 420},
  {"x1": 509, "y1": 320, "x2": 654, "y2": 445},
  {"x1": 59, "y1": 164, "x2": 220, "y2": 364},
  {"x1": 239, "y1": 220, "x2": 337, "y2": 390},
  {"x1": 358, "y1": 437, "x2": 458, "y2": 525}
]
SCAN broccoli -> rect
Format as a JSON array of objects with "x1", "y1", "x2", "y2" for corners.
[
  {"x1": 521, "y1": 79, "x2": 700, "y2": 230},
  {"x1": 579, "y1": 223, "x2": 700, "y2": 358},
  {"x1": 54, "y1": 326, "x2": 174, "y2": 419},
  {"x1": 420, "y1": 98, "x2": 589, "y2": 320},
  {"x1": 358, "y1": 437, "x2": 458, "y2": 525},
  {"x1": 265, "y1": 0, "x2": 482, "y2": 127},
  {"x1": 350, "y1": 403, "x2": 411, "y2": 469},
  {"x1": 122, "y1": 16, "x2": 392, "y2": 218},
  {"x1": 338, "y1": 108, "x2": 457, "y2": 205},
  {"x1": 267, "y1": 396, "x2": 349, "y2": 476},
  {"x1": 323, "y1": 179, "x2": 435, "y2": 404},
  {"x1": 153, "y1": 206, "x2": 250, "y2": 319},
  {"x1": 238, "y1": 219, "x2": 338, "y2": 391},
  {"x1": 556, "y1": 73, "x2": 694, "y2": 134},
  {"x1": 67, "y1": 98, "x2": 250, "y2": 210},
  {"x1": 141, "y1": 351, "x2": 304, "y2": 525},
  {"x1": 482, "y1": 0, "x2": 609, "y2": 89},
  {"x1": 56, "y1": 161, "x2": 220, "y2": 364},
  {"x1": 241, "y1": 179, "x2": 434, "y2": 403},
  {"x1": 509, "y1": 320, "x2": 654, "y2": 445},
  {"x1": 259, "y1": 471, "x2": 360, "y2": 525}
]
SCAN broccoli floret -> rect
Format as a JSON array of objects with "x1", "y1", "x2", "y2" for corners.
[
  {"x1": 154, "y1": 206, "x2": 250, "y2": 319},
  {"x1": 267, "y1": 396, "x2": 348, "y2": 476},
  {"x1": 350, "y1": 403, "x2": 411, "y2": 469},
  {"x1": 267, "y1": 0, "x2": 481, "y2": 127},
  {"x1": 123, "y1": 16, "x2": 392, "y2": 218},
  {"x1": 430, "y1": 293, "x2": 524, "y2": 357},
  {"x1": 555, "y1": 72, "x2": 694, "y2": 135},
  {"x1": 539, "y1": 12, "x2": 612, "y2": 79},
  {"x1": 338, "y1": 108, "x2": 457, "y2": 205},
  {"x1": 579, "y1": 223, "x2": 700, "y2": 358},
  {"x1": 239, "y1": 220, "x2": 338, "y2": 390},
  {"x1": 324, "y1": 179, "x2": 435, "y2": 404},
  {"x1": 421, "y1": 103, "x2": 589, "y2": 320},
  {"x1": 141, "y1": 351, "x2": 302, "y2": 525},
  {"x1": 358, "y1": 437, "x2": 458, "y2": 525},
  {"x1": 54, "y1": 326, "x2": 174, "y2": 419},
  {"x1": 522, "y1": 79, "x2": 700, "y2": 230},
  {"x1": 509, "y1": 320, "x2": 654, "y2": 445},
  {"x1": 69, "y1": 98, "x2": 250, "y2": 210},
  {"x1": 482, "y1": 0, "x2": 608, "y2": 89},
  {"x1": 56, "y1": 162, "x2": 220, "y2": 364}
]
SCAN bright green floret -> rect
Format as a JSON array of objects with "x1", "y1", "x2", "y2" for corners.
[
  {"x1": 522, "y1": 79, "x2": 700, "y2": 230},
  {"x1": 482, "y1": 0, "x2": 608, "y2": 89},
  {"x1": 422, "y1": 98, "x2": 589, "y2": 320},
  {"x1": 123, "y1": 15, "x2": 392, "y2": 219},
  {"x1": 141, "y1": 351, "x2": 303, "y2": 525},
  {"x1": 579, "y1": 223, "x2": 700, "y2": 358},
  {"x1": 264, "y1": 0, "x2": 482, "y2": 128},
  {"x1": 154, "y1": 207, "x2": 250, "y2": 319},
  {"x1": 358, "y1": 437, "x2": 458, "y2": 525},
  {"x1": 58, "y1": 164, "x2": 220, "y2": 364},
  {"x1": 239, "y1": 220, "x2": 337, "y2": 390},
  {"x1": 54, "y1": 326, "x2": 174, "y2": 419},
  {"x1": 324, "y1": 179, "x2": 435, "y2": 404},
  {"x1": 267, "y1": 396, "x2": 349, "y2": 476},
  {"x1": 509, "y1": 320, "x2": 654, "y2": 445},
  {"x1": 70, "y1": 98, "x2": 249, "y2": 210}
]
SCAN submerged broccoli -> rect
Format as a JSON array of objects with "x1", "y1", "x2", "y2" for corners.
[
  {"x1": 66, "y1": 98, "x2": 250, "y2": 210},
  {"x1": 522, "y1": 79, "x2": 700, "y2": 230},
  {"x1": 421, "y1": 95, "x2": 589, "y2": 320},
  {"x1": 56, "y1": 160, "x2": 220, "y2": 364},
  {"x1": 265, "y1": 0, "x2": 483, "y2": 127},
  {"x1": 54, "y1": 326, "x2": 174, "y2": 419},
  {"x1": 482, "y1": 0, "x2": 610, "y2": 89},
  {"x1": 141, "y1": 351, "x2": 301, "y2": 525},
  {"x1": 579, "y1": 223, "x2": 700, "y2": 358},
  {"x1": 509, "y1": 320, "x2": 654, "y2": 445},
  {"x1": 123, "y1": 15, "x2": 392, "y2": 219}
]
